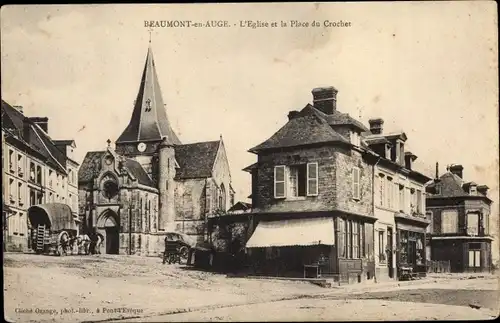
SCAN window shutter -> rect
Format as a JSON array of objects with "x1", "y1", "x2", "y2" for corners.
[
  {"x1": 306, "y1": 162, "x2": 318, "y2": 196},
  {"x1": 353, "y1": 167, "x2": 360, "y2": 200},
  {"x1": 274, "y1": 165, "x2": 286, "y2": 198}
]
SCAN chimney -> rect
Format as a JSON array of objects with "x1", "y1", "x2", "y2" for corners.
[
  {"x1": 13, "y1": 105, "x2": 24, "y2": 114},
  {"x1": 369, "y1": 118, "x2": 384, "y2": 134},
  {"x1": 312, "y1": 86, "x2": 338, "y2": 115},
  {"x1": 435, "y1": 162, "x2": 439, "y2": 179},
  {"x1": 449, "y1": 164, "x2": 464, "y2": 179},
  {"x1": 29, "y1": 117, "x2": 49, "y2": 133},
  {"x1": 288, "y1": 110, "x2": 300, "y2": 120}
]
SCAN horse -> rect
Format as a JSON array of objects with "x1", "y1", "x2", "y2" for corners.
[
  {"x1": 90, "y1": 233, "x2": 104, "y2": 255},
  {"x1": 76, "y1": 234, "x2": 91, "y2": 255}
]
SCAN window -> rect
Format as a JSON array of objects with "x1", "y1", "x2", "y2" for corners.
[
  {"x1": 378, "y1": 174, "x2": 385, "y2": 207},
  {"x1": 36, "y1": 165, "x2": 42, "y2": 184},
  {"x1": 352, "y1": 221, "x2": 359, "y2": 258},
  {"x1": 30, "y1": 162, "x2": 36, "y2": 181},
  {"x1": 470, "y1": 185, "x2": 477, "y2": 195},
  {"x1": 8, "y1": 149, "x2": 15, "y2": 172},
  {"x1": 17, "y1": 154, "x2": 24, "y2": 177},
  {"x1": 219, "y1": 184, "x2": 226, "y2": 211},
  {"x1": 275, "y1": 163, "x2": 318, "y2": 199},
  {"x1": 426, "y1": 211, "x2": 433, "y2": 234},
  {"x1": 352, "y1": 167, "x2": 360, "y2": 200},
  {"x1": 378, "y1": 230, "x2": 385, "y2": 262},
  {"x1": 307, "y1": 162, "x2": 318, "y2": 196},
  {"x1": 359, "y1": 223, "x2": 365, "y2": 257},
  {"x1": 37, "y1": 192, "x2": 43, "y2": 204},
  {"x1": 467, "y1": 212, "x2": 479, "y2": 236},
  {"x1": 410, "y1": 188, "x2": 416, "y2": 214},
  {"x1": 346, "y1": 220, "x2": 352, "y2": 258},
  {"x1": 102, "y1": 181, "x2": 119, "y2": 199},
  {"x1": 30, "y1": 189, "x2": 36, "y2": 206},
  {"x1": 386, "y1": 177, "x2": 392, "y2": 208},
  {"x1": 18, "y1": 182, "x2": 23, "y2": 205},
  {"x1": 274, "y1": 166, "x2": 286, "y2": 198},
  {"x1": 49, "y1": 170, "x2": 53, "y2": 187},
  {"x1": 468, "y1": 250, "x2": 481, "y2": 268},
  {"x1": 8, "y1": 178, "x2": 15, "y2": 203},
  {"x1": 338, "y1": 218, "x2": 346, "y2": 258},
  {"x1": 441, "y1": 210, "x2": 458, "y2": 234},
  {"x1": 416, "y1": 190, "x2": 422, "y2": 213},
  {"x1": 483, "y1": 214, "x2": 489, "y2": 235},
  {"x1": 399, "y1": 185, "x2": 405, "y2": 211}
]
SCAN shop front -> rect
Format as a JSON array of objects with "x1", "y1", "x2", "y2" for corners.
[{"x1": 395, "y1": 213, "x2": 430, "y2": 279}]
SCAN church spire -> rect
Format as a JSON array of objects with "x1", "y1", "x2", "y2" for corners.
[{"x1": 116, "y1": 45, "x2": 181, "y2": 146}]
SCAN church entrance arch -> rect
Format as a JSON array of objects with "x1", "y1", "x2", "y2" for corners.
[{"x1": 97, "y1": 210, "x2": 120, "y2": 254}]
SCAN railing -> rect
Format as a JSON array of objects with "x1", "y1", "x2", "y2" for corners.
[{"x1": 427, "y1": 260, "x2": 451, "y2": 273}]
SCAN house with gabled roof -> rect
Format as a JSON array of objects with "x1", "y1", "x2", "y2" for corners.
[
  {"x1": 426, "y1": 163, "x2": 493, "y2": 272},
  {"x1": 77, "y1": 44, "x2": 234, "y2": 256},
  {"x1": 2, "y1": 100, "x2": 79, "y2": 252}
]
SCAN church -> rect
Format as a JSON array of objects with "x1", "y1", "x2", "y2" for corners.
[{"x1": 78, "y1": 44, "x2": 235, "y2": 256}]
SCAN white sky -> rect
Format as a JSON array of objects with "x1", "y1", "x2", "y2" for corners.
[{"x1": 1, "y1": 3, "x2": 498, "y2": 258}]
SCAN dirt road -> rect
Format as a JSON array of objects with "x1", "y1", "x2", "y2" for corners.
[{"x1": 4, "y1": 253, "x2": 499, "y2": 322}]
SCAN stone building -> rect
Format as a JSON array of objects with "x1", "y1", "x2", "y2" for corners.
[
  {"x1": 2, "y1": 100, "x2": 79, "y2": 252},
  {"x1": 78, "y1": 45, "x2": 234, "y2": 256},
  {"x1": 233, "y1": 86, "x2": 431, "y2": 284},
  {"x1": 364, "y1": 118, "x2": 431, "y2": 281},
  {"x1": 242, "y1": 86, "x2": 378, "y2": 283},
  {"x1": 426, "y1": 164, "x2": 493, "y2": 272}
]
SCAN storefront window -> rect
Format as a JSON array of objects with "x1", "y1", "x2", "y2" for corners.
[
  {"x1": 399, "y1": 230, "x2": 408, "y2": 264},
  {"x1": 338, "y1": 218, "x2": 346, "y2": 258}
]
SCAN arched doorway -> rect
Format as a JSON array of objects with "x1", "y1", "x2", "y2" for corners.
[{"x1": 97, "y1": 210, "x2": 119, "y2": 254}]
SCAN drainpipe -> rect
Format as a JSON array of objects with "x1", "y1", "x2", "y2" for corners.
[
  {"x1": 372, "y1": 155, "x2": 382, "y2": 283},
  {"x1": 128, "y1": 205, "x2": 132, "y2": 255}
]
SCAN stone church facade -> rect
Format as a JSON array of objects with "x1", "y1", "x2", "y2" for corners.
[{"x1": 78, "y1": 45, "x2": 234, "y2": 256}]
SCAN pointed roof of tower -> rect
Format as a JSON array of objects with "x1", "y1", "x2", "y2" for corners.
[{"x1": 116, "y1": 45, "x2": 181, "y2": 145}]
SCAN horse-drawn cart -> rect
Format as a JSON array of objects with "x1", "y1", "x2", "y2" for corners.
[
  {"x1": 162, "y1": 232, "x2": 196, "y2": 265},
  {"x1": 28, "y1": 203, "x2": 80, "y2": 256}
]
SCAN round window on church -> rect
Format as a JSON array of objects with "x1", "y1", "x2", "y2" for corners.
[{"x1": 102, "y1": 180, "x2": 119, "y2": 199}]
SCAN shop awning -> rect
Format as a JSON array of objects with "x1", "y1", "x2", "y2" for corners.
[{"x1": 246, "y1": 217, "x2": 335, "y2": 248}]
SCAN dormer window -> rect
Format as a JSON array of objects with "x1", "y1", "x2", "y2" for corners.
[
  {"x1": 469, "y1": 185, "x2": 477, "y2": 195},
  {"x1": 351, "y1": 131, "x2": 361, "y2": 147}
]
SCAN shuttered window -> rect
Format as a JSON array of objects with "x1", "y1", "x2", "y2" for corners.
[
  {"x1": 274, "y1": 165, "x2": 286, "y2": 198},
  {"x1": 306, "y1": 162, "x2": 318, "y2": 196}
]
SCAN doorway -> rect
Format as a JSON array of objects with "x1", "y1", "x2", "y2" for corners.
[
  {"x1": 105, "y1": 227, "x2": 119, "y2": 254},
  {"x1": 387, "y1": 227, "x2": 393, "y2": 278},
  {"x1": 97, "y1": 210, "x2": 120, "y2": 255}
]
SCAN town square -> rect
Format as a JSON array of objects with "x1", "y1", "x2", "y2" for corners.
[{"x1": 2, "y1": 3, "x2": 499, "y2": 322}]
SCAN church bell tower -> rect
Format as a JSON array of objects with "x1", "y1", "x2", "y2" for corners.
[{"x1": 115, "y1": 44, "x2": 181, "y2": 177}]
